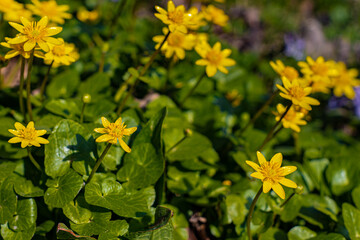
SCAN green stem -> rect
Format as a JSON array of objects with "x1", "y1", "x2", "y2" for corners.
[
  {"x1": 86, "y1": 143, "x2": 112, "y2": 184},
  {"x1": 40, "y1": 60, "x2": 53, "y2": 103},
  {"x1": 80, "y1": 102, "x2": 87, "y2": 124},
  {"x1": 247, "y1": 186, "x2": 263, "y2": 240},
  {"x1": 240, "y1": 90, "x2": 279, "y2": 135},
  {"x1": 26, "y1": 50, "x2": 35, "y2": 121},
  {"x1": 258, "y1": 103, "x2": 292, "y2": 151},
  {"x1": 280, "y1": 192, "x2": 295, "y2": 208},
  {"x1": 166, "y1": 134, "x2": 188, "y2": 154},
  {"x1": 116, "y1": 31, "x2": 170, "y2": 115},
  {"x1": 19, "y1": 57, "x2": 27, "y2": 122},
  {"x1": 107, "y1": 0, "x2": 127, "y2": 39},
  {"x1": 27, "y1": 147, "x2": 42, "y2": 172},
  {"x1": 99, "y1": 52, "x2": 105, "y2": 73},
  {"x1": 180, "y1": 70, "x2": 206, "y2": 108}
]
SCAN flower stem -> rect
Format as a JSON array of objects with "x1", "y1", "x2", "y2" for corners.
[
  {"x1": 19, "y1": 57, "x2": 27, "y2": 122},
  {"x1": 280, "y1": 192, "x2": 295, "y2": 208},
  {"x1": 40, "y1": 60, "x2": 54, "y2": 103},
  {"x1": 116, "y1": 31, "x2": 170, "y2": 115},
  {"x1": 86, "y1": 143, "x2": 112, "y2": 184},
  {"x1": 179, "y1": 70, "x2": 206, "y2": 108},
  {"x1": 239, "y1": 90, "x2": 279, "y2": 135},
  {"x1": 26, "y1": 50, "x2": 35, "y2": 121},
  {"x1": 166, "y1": 134, "x2": 189, "y2": 154},
  {"x1": 27, "y1": 147, "x2": 42, "y2": 172},
  {"x1": 258, "y1": 103, "x2": 292, "y2": 151},
  {"x1": 246, "y1": 186, "x2": 263, "y2": 240},
  {"x1": 80, "y1": 102, "x2": 87, "y2": 124}
]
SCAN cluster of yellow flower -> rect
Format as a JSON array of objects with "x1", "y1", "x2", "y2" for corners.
[
  {"x1": 154, "y1": 0, "x2": 235, "y2": 77},
  {"x1": 270, "y1": 57, "x2": 360, "y2": 132},
  {"x1": 0, "y1": 0, "x2": 78, "y2": 67}
]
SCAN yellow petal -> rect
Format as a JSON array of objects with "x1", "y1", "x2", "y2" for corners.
[
  {"x1": 168, "y1": 1, "x2": 175, "y2": 12},
  {"x1": 36, "y1": 129, "x2": 47, "y2": 136},
  {"x1": 263, "y1": 180, "x2": 272, "y2": 193},
  {"x1": 35, "y1": 137, "x2": 49, "y2": 144},
  {"x1": 245, "y1": 160, "x2": 260, "y2": 171},
  {"x1": 280, "y1": 166, "x2": 297, "y2": 176},
  {"x1": 94, "y1": 128, "x2": 107, "y2": 134},
  {"x1": 30, "y1": 140, "x2": 41, "y2": 147},
  {"x1": 38, "y1": 16, "x2": 48, "y2": 28},
  {"x1": 5, "y1": 50, "x2": 20, "y2": 59},
  {"x1": 96, "y1": 134, "x2": 114, "y2": 143},
  {"x1": 37, "y1": 39, "x2": 49, "y2": 52},
  {"x1": 119, "y1": 139, "x2": 131, "y2": 153},
  {"x1": 272, "y1": 182, "x2": 285, "y2": 199},
  {"x1": 123, "y1": 127, "x2": 137, "y2": 135},
  {"x1": 250, "y1": 172, "x2": 264, "y2": 180},
  {"x1": 213, "y1": 42, "x2": 221, "y2": 51},
  {"x1": 24, "y1": 39, "x2": 36, "y2": 51},
  {"x1": 42, "y1": 36, "x2": 62, "y2": 45},
  {"x1": 279, "y1": 178, "x2": 297, "y2": 188},
  {"x1": 256, "y1": 151, "x2": 267, "y2": 165},
  {"x1": 115, "y1": 117, "x2": 122, "y2": 125},
  {"x1": 20, "y1": 17, "x2": 31, "y2": 27},
  {"x1": 8, "y1": 129, "x2": 19, "y2": 136},
  {"x1": 8, "y1": 35, "x2": 28, "y2": 44},
  {"x1": 206, "y1": 65, "x2": 217, "y2": 77},
  {"x1": 195, "y1": 59, "x2": 208, "y2": 66},
  {"x1": 45, "y1": 27, "x2": 63, "y2": 37},
  {"x1": 27, "y1": 121, "x2": 34, "y2": 128},
  {"x1": 15, "y1": 122, "x2": 25, "y2": 130},
  {"x1": 9, "y1": 22, "x2": 24, "y2": 33},
  {"x1": 270, "y1": 153, "x2": 282, "y2": 168},
  {"x1": 101, "y1": 117, "x2": 110, "y2": 128},
  {"x1": 8, "y1": 137, "x2": 23, "y2": 143},
  {"x1": 21, "y1": 139, "x2": 30, "y2": 148}
]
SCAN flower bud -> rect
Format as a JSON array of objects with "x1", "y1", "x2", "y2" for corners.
[{"x1": 82, "y1": 94, "x2": 91, "y2": 103}]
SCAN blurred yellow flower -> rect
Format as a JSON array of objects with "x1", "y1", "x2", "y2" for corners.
[
  {"x1": 155, "y1": 0, "x2": 192, "y2": 33},
  {"x1": 270, "y1": 60, "x2": 299, "y2": 81},
  {"x1": 332, "y1": 62, "x2": 360, "y2": 99},
  {"x1": 202, "y1": 5, "x2": 229, "y2": 27},
  {"x1": 1, "y1": 37, "x2": 44, "y2": 59},
  {"x1": 298, "y1": 56, "x2": 337, "y2": 93},
  {"x1": 94, "y1": 117, "x2": 137, "y2": 153},
  {"x1": 153, "y1": 28, "x2": 195, "y2": 60},
  {"x1": 8, "y1": 16, "x2": 62, "y2": 52},
  {"x1": 0, "y1": 0, "x2": 22, "y2": 14},
  {"x1": 8, "y1": 121, "x2": 49, "y2": 148},
  {"x1": 246, "y1": 151, "x2": 297, "y2": 199},
  {"x1": 44, "y1": 38, "x2": 78, "y2": 66},
  {"x1": 195, "y1": 41, "x2": 236, "y2": 77},
  {"x1": 277, "y1": 77, "x2": 320, "y2": 110},
  {"x1": 27, "y1": 0, "x2": 72, "y2": 24},
  {"x1": 77, "y1": 7, "x2": 99, "y2": 23},
  {"x1": 187, "y1": 7, "x2": 206, "y2": 30},
  {"x1": 273, "y1": 103, "x2": 307, "y2": 132},
  {"x1": 3, "y1": 6, "x2": 33, "y2": 23}
]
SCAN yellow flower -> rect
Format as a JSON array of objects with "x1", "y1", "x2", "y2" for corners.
[
  {"x1": 298, "y1": 56, "x2": 338, "y2": 93},
  {"x1": 273, "y1": 104, "x2": 307, "y2": 132},
  {"x1": 155, "y1": 0, "x2": 192, "y2": 33},
  {"x1": 94, "y1": 117, "x2": 137, "y2": 153},
  {"x1": 153, "y1": 28, "x2": 195, "y2": 60},
  {"x1": 195, "y1": 41, "x2": 236, "y2": 77},
  {"x1": 8, "y1": 121, "x2": 49, "y2": 148},
  {"x1": 270, "y1": 60, "x2": 299, "y2": 81},
  {"x1": 277, "y1": 77, "x2": 320, "y2": 110},
  {"x1": 201, "y1": 5, "x2": 229, "y2": 27},
  {"x1": 0, "y1": 0, "x2": 22, "y2": 14},
  {"x1": 8, "y1": 16, "x2": 63, "y2": 52},
  {"x1": 331, "y1": 62, "x2": 360, "y2": 99},
  {"x1": 43, "y1": 38, "x2": 78, "y2": 66},
  {"x1": 1, "y1": 37, "x2": 44, "y2": 59},
  {"x1": 3, "y1": 6, "x2": 33, "y2": 23},
  {"x1": 187, "y1": 7, "x2": 206, "y2": 30},
  {"x1": 246, "y1": 151, "x2": 297, "y2": 199},
  {"x1": 77, "y1": 7, "x2": 99, "y2": 23},
  {"x1": 26, "y1": 0, "x2": 72, "y2": 24}
]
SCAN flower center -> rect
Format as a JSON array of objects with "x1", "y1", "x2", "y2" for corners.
[
  {"x1": 206, "y1": 50, "x2": 222, "y2": 65},
  {"x1": 167, "y1": 32, "x2": 184, "y2": 47},
  {"x1": 24, "y1": 23, "x2": 44, "y2": 41},
  {"x1": 168, "y1": 9, "x2": 184, "y2": 24},
  {"x1": 289, "y1": 86, "x2": 305, "y2": 99},
  {"x1": 108, "y1": 123, "x2": 126, "y2": 139},
  {"x1": 19, "y1": 128, "x2": 36, "y2": 140},
  {"x1": 260, "y1": 162, "x2": 281, "y2": 182},
  {"x1": 53, "y1": 45, "x2": 66, "y2": 56},
  {"x1": 283, "y1": 67, "x2": 299, "y2": 80},
  {"x1": 311, "y1": 63, "x2": 328, "y2": 76}
]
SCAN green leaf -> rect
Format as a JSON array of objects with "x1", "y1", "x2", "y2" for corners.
[
  {"x1": 35, "y1": 220, "x2": 55, "y2": 236},
  {"x1": 352, "y1": 186, "x2": 360, "y2": 209},
  {"x1": 310, "y1": 233, "x2": 346, "y2": 240},
  {"x1": 13, "y1": 175, "x2": 44, "y2": 197},
  {"x1": 342, "y1": 203, "x2": 360, "y2": 240},
  {"x1": 45, "y1": 119, "x2": 95, "y2": 178},
  {"x1": 84, "y1": 177, "x2": 155, "y2": 218},
  {"x1": 78, "y1": 73, "x2": 110, "y2": 101},
  {"x1": 0, "y1": 117, "x2": 16, "y2": 137},
  {"x1": 46, "y1": 70, "x2": 80, "y2": 99},
  {"x1": 280, "y1": 195, "x2": 302, "y2": 222},
  {"x1": 0, "y1": 177, "x2": 17, "y2": 224},
  {"x1": 0, "y1": 161, "x2": 17, "y2": 183},
  {"x1": 167, "y1": 166, "x2": 200, "y2": 194},
  {"x1": 62, "y1": 196, "x2": 92, "y2": 225},
  {"x1": 225, "y1": 194, "x2": 247, "y2": 225},
  {"x1": 9, "y1": 198, "x2": 37, "y2": 231},
  {"x1": 45, "y1": 99, "x2": 80, "y2": 119},
  {"x1": 0, "y1": 223, "x2": 36, "y2": 240},
  {"x1": 288, "y1": 226, "x2": 317, "y2": 240},
  {"x1": 83, "y1": 99, "x2": 117, "y2": 120},
  {"x1": 44, "y1": 169, "x2": 84, "y2": 208},
  {"x1": 117, "y1": 143, "x2": 164, "y2": 189},
  {"x1": 260, "y1": 228, "x2": 287, "y2": 240},
  {"x1": 56, "y1": 223, "x2": 96, "y2": 240},
  {"x1": 126, "y1": 206, "x2": 174, "y2": 240}
]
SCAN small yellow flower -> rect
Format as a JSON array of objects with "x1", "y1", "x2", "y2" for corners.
[
  {"x1": 201, "y1": 5, "x2": 229, "y2": 27},
  {"x1": 77, "y1": 7, "x2": 99, "y2": 23},
  {"x1": 8, "y1": 122, "x2": 49, "y2": 148},
  {"x1": 187, "y1": 7, "x2": 206, "y2": 30},
  {"x1": 8, "y1": 16, "x2": 62, "y2": 52},
  {"x1": 270, "y1": 60, "x2": 299, "y2": 81},
  {"x1": 195, "y1": 41, "x2": 236, "y2": 77},
  {"x1": 277, "y1": 77, "x2": 320, "y2": 110},
  {"x1": 153, "y1": 28, "x2": 195, "y2": 60},
  {"x1": 273, "y1": 104, "x2": 307, "y2": 132},
  {"x1": 94, "y1": 117, "x2": 137, "y2": 153},
  {"x1": 43, "y1": 38, "x2": 78, "y2": 66},
  {"x1": 246, "y1": 151, "x2": 297, "y2": 199},
  {"x1": 332, "y1": 62, "x2": 360, "y2": 99},
  {"x1": 27, "y1": 0, "x2": 72, "y2": 24},
  {"x1": 1, "y1": 37, "x2": 44, "y2": 59},
  {"x1": 298, "y1": 56, "x2": 338, "y2": 93},
  {"x1": 0, "y1": 0, "x2": 22, "y2": 14},
  {"x1": 155, "y1": 0, "x2": 192, "y2": 33}
]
